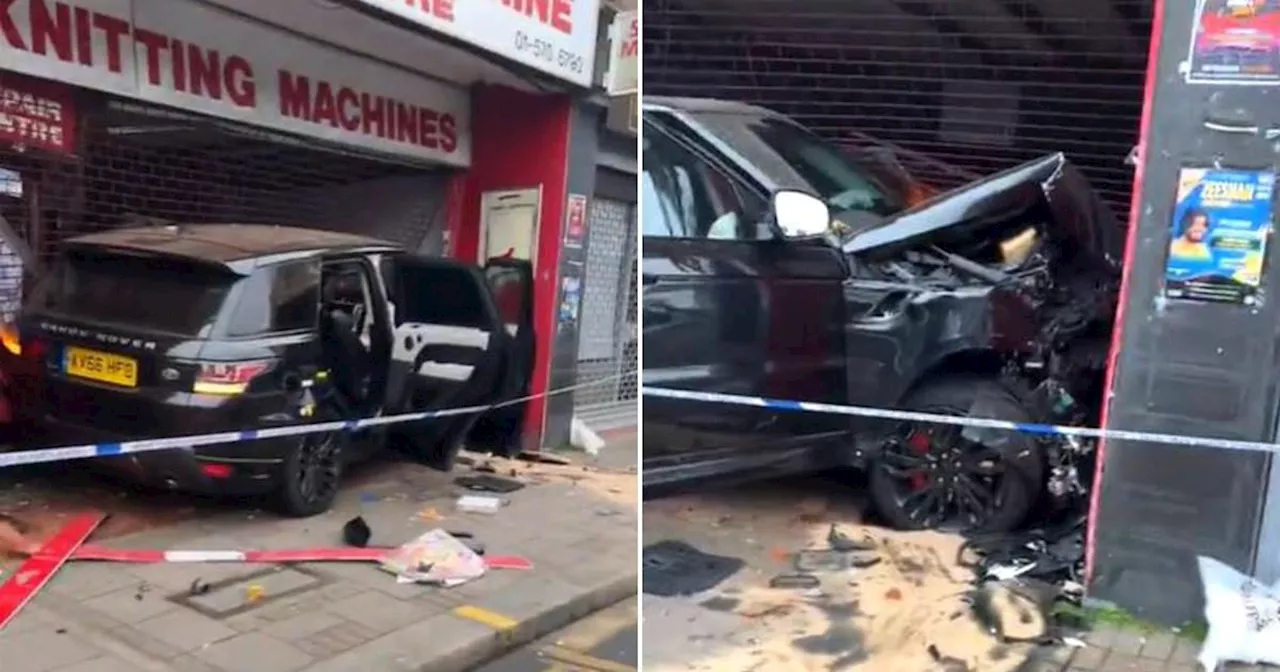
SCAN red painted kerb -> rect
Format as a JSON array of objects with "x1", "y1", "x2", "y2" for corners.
[{"x1": 446, "y1": 84, "x2": 573, "y2": 450}]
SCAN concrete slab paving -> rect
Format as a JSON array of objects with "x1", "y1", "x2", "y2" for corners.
[{"x1": 0, "y1": 438, "x2": 637, "y2": 672}]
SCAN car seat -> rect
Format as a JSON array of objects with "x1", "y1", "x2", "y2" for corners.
[{"x1": 320, "y1": 274, "x2": 371, "y2": 409}]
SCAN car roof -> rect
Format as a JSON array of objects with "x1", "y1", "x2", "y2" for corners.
[
  {"x1": 65, "y1": 223, "x2": 401, "y2": 270},
  {"x1": 642, "y1": 96, "x2": 784, "y2": 120}
]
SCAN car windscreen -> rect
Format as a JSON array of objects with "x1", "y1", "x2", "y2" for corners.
[
  {"x1": 690, "y1": 112, "x2": 905, "y2": 217},
  {"x1": 30, "y1": 249, "x2": 239, "y2": 337}
]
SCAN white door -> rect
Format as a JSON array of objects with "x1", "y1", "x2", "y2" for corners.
[{"x1": 479, "y1": 188, "x2": 540, "y2": 268}]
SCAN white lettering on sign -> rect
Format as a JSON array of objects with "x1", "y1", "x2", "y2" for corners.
[
  {"x1": 0, "y1": 0, "x2": 471, "y2": 164},
  {"x1": 0, "y1": 83, "x2": 68, "y2": 149},
  {"x1": 356, "y1": 0, "x2": 599, "y2": 86}
]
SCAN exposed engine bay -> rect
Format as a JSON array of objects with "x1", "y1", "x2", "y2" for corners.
[{"x1": 843, "y1": 154, "x2": 1125, "y2": 508}]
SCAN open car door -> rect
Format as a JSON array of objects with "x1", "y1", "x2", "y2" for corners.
[
  {"x1": 469, "y1": 256, "x2": 535, "y2": 457},
  {"x1": 383, "y1": 254, "x2": 533, "y2": 469}
]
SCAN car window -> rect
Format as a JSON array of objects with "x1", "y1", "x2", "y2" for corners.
[
  {"x1": 642, "y1": 124, "x2": 767, "y2": 240},
  {"x1": 396, "y1": 262, "x2": 487, "y2": 328},
  {"x1": 694, "y1": 113, "x2": 903, "y2": 217},
  {"x1": 225, "y1": 261, "x2": 320, "y2": 337},
  {"x1": 30, "y1": 249, "x2": 237, "y2": 337}
]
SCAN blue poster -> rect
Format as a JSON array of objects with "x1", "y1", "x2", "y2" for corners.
[{"x1": 1166, "y1": 167, "x2": 1274, "y2": 305}]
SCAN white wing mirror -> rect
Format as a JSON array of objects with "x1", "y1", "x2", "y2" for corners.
[{"x1": 772, "y1": 190, "x2": 831, "y2": 239}]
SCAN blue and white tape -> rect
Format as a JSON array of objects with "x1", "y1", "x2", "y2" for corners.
[
  {"x1": 642, "y1": 386, "x2": 1280, "y2": 454},
  {"x1": 0, "y1": 374, "x2": 630, "y2": 469}
]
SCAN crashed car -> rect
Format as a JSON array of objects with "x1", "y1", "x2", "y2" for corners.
[
  {"x1": 642, "y1": 97, "x2": 1123, "y2": 533},
  {"x1": 0, "y1": 224, "x2": 535, "y2": 516}
]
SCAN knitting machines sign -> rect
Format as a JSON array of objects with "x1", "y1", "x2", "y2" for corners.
[{"x1": 0, "y1": 0, "x2": 471, "y2": 165}]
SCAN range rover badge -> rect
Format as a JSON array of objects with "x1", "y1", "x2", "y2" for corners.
[{"x1": 161, "y1": 367, "x2": 180, "y2": 381}]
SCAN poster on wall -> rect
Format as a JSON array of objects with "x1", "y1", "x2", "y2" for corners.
[
  {"x1": 563, "y1": 194, "x2": 589, "y2": 249},
  {"x1": 1164, "y1": 167, "x2": 1274, "y2": 305},
  {"x1": 1185, "y1": 0, "x2": 1280, "y2": 84},
  {"x1": 558, "y1": 275, "x2": 582, "y2": 329}
]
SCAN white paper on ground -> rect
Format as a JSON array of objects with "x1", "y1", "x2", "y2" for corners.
[
  {"x1": 379, "y1": 529, "x2": 487, "y2": 587},
  {"x1": 1197, "y1": 555, "x2": 1280, "y2": 671}
]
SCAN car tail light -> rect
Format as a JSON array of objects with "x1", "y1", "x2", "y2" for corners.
[
  {"x1": 193, "y1": 360, "x2": 274, "y2": 396},
  {"x1": 0, "y1": 323, "x2": 19, "y2": 357},
  {"x1": 200, "y1": 463, "x2": 233, "y2": 479}
]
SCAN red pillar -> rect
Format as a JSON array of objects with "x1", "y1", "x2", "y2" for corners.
[{"x1": 446, "y1": 84, "x2": 573, "y2": 450}]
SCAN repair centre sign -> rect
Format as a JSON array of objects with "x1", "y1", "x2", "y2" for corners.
[
  {"x1": 354, "y1": 0, "x2": 601, "y2": 87},
  {"x1": 0, "y1": 0, "x2": 471, "y2": 166}
]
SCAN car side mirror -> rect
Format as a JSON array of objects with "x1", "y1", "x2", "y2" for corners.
[{"x1": 772, "y1": 190, "x2": 831, "y2": 239}]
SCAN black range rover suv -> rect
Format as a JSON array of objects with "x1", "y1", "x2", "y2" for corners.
[{"x1": 0, "y1": 223, "x2": 534, "y2": 516}]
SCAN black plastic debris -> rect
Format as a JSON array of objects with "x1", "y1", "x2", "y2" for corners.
[
  {"x1": 969, "y1": 579, "x2": 1056, "y2": 644},
  {"x1": 827, "y1": 524, "x2": 877, "y2": 553},
  {"x1": 189, "y1": 578, "x2": 211, "y2": 596},
  {"x1": 342, "y1": 516, "x2": 372, "y2": 548},
  {"x1": 455, "y1": 474, "x2": 525, "y2": 494},
  {"x1": 642, "y1": 540, "x2": 745, "y2": 597},
  {"x1": 958, "y1": 514, "x2": 1085, "y2": 587},
  {"x1": 770, "y1": 573, "x2": 821, "y2": 590}
]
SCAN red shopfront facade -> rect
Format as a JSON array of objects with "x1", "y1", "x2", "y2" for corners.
[{"x1": 0, "y1": 0, "x2": 607, "y2": 449}]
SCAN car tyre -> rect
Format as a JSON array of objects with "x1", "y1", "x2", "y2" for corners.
[
  {"x1": 867, "y1": 377, "x2": 1044, "y2": 534},
  {"x1": 273, "y1": 430, "x2": 348, "y2": 518}
]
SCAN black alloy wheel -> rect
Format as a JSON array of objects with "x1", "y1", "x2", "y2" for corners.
[
  {"x1": 275, "y1": 431, "x2": 346, "y2": 517},
  {"x1": 867, "y1": 378, "x2": 1043, "y2": 534}
]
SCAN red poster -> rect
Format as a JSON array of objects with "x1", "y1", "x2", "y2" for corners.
[
  {"x1": 0, "y1": 73, "x2": 77, "y2": 155},
  {"x1": 564, "y1": 194, "x2": 588, "y2": 248}
]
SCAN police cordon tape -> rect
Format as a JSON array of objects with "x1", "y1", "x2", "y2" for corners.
[
  {"x1": 0, "y1": 373, "x2": 634, "y2": 469},
  {"x1": 642, "y1": 386, "x2": 1280, "y2": 454}
]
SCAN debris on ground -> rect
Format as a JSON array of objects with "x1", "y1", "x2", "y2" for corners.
[
  {"x1": 768, "y1": 573, "x2": 820, "y2": 590},
  {"x1": 379, "y1": 528, "x2": 487, "y2": 587},
  {"x1": 342, "y1": 516, "x2": 372, "y2": 548},
  {"x1": 1198, "y1": 555, "x2": 1280, "y2": 671},
  {"x1": 642, "y1": 540, "x2": 746, "y2": 597},
  {"x1": 454, "y1": 474, "x2": 525, "y2": 494},
  {"x1": 455, "y1": 494, "x2": 504, "y2": 514}
]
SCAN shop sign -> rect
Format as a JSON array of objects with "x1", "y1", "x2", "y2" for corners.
[
  {"x1": 0, "y1": 0, "x2": 471, "y2": 166},
  {"x1": 354, "y1": 0, "x2": 600, "y2": 87},
  {"x1": 604, "y1": 10, "x2": 636, "y2": 96},
  {"x1": 0, "y1": 73, "x2": 75, "y2": 154}
]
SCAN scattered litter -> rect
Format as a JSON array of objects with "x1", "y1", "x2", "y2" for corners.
[
  {"x1": 969, "y1": 580, "x2": 1052, "y2": 644},
  {"x1": 642, "y1": 540, "x2": 745, "y2": 597},
  {"x1": 188, "y1": 579, "x2": 210, "y2": 596},
  {"x1": 133, "y1": 583, "x2": 150, "y2": 601},
  {"x1": 1061, "y1": 636, "x2": 1087, "y2": 648},
  {"x1": 1198, "y1": 555, "x2": 1280, "y2": 671},
  {"x1": 342, "y1": 516, "x2": 372, "y2": 548},
  {"x1": 769, "y1": 573, "x2": 820, "y2": 590},
  {"x1": 793, "y1": 547, "x2": 882, "y2": 573},
  {"x1": 927, "y1": 643, "x2": 971, "y2": 671},
  {"x1": 569, "y1": 416, "x2": 605, "y2": 456},
  {"x1": 415, "y1": 507, "x2": 444, "y2": 523},
  {"x1": 827, "y1": 524, "x2": 876, "y2": 553},
  {"x1": 517, "y1": 451, "x2": 573, "y2": 466},
  {"x1": 456, "y1": 495, "x2": 504, "y2": 515},
  {"x1": 245, "y1": 584, "x2": 264, "y2": 603},
  {"x1": 379, "y1": 529, "x2": 487, "y2": 587},
  {"x1": 454, "y1": 474, "x2": 525, "y2": 494}
]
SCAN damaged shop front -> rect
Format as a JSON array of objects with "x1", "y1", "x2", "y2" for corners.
[
  {"x1": 644, "y1": 0, "x2": 1280, "y2": 630},
  {"x1": 0, "y1": 0, "x2": 626, "y2": 451}
]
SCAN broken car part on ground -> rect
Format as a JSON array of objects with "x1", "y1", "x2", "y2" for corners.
[
  {"x1": 0, "y1": 223, "x2": 537, "y2": 517},
  {"x1": 641, "y1": 97, "x2": 1122, "y2": 534}
]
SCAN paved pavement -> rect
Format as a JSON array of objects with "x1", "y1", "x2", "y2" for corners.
[
  {"x1": 1023, "y1": 625, "x2": 1273, "y2": 672},
  {"x1": 0, "y1": 434, "x2": 638, "y2": 672},
  {"x1": 476, "y1": 596, "x2": 636, "y2": 671}
]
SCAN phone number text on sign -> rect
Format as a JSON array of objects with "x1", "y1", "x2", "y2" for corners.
[{"x1": 513, "y1": 31, "x2": 585, "y2": 77}]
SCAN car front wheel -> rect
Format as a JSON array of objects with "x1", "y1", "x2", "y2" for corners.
[
  {"x1": 273, "y1": 430, "x2": 347, "y2": 517},
  {"x1": 867, "y1": 377, "x2": 1044, "y2": 534}
]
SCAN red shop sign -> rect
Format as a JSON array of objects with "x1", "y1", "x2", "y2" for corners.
[{"x1": 0, "y1": 73, "x2": 76, "y2": 155}]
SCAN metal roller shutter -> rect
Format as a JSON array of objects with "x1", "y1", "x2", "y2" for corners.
[
  {"x1": 2, "y1": 93, "x2": 454, "y2": 281},
  {"x1": 644, "y1": 0, "x2": 1154, "y2": 216}
]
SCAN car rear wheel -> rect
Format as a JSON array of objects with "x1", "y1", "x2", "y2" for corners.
[
  {"x1": 867, "y1": 377, "x2": 1044, "y2": 533},
  {"x1": 273, "y1": 431, "x2": 347, "y2": 518}
]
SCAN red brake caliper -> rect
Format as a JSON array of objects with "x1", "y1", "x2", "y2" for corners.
[{"x1": 906, "y1": 431, "x2": 931, "y2": 491}]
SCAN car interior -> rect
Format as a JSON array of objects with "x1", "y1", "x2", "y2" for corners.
[{"x1": 319, "y1": 261, "x2": 379, "y2": 414}]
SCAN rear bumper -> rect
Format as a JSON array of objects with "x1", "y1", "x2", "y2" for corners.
[{"x1": 37, "y1": 416, "x2": 286, "y2": 495}]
